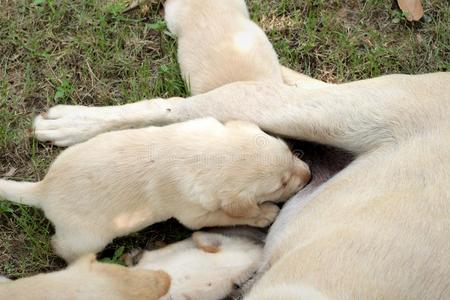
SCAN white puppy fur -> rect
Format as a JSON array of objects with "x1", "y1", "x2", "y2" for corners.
[
  {"x1": 132, "y1": 231, "x2": 263, "y2": 300},
  {"x1": 164, "y1": 0, "x2": 282, "y2": 95},
  {"x1": 28, "y1": 0, "x2": 450, "y2": 297},
  {"x1": 1, "y1": 117, "x2": 310, "y2": 262},
  {"x1": 164, "y1": 0, "x2": 327, "y2": 95},
  {"x1": 32, "y1": 72, "x2": 450, "y2": 299},
  {"x1": 0, "y1": 254, "x2": 170, "y2": 300}
]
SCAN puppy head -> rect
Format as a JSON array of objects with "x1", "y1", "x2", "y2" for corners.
[
  {"x1": 135, "y1": 231, "x2": 263, "y2": 300},
  {"x1": 164, "y1": 0, "x2": 249, "y2": 35},
  {"x1": 73, "y1": 254, "x2": 170, "y2": 300},
  {"x1": 219, "y1": 121, "x2": 311, "y2": 210}
]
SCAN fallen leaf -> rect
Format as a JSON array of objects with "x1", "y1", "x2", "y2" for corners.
[{"x1": 397, "y1": 0, "x2": 424, "y2": 21}]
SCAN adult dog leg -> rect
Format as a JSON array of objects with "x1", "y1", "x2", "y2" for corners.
[
  {"x1": 34, "y1": 73, "x2": 449, "y2": 152},
  {"x1": 281, "y1": 66, "x2": 330, "y2": 88},
  {"x1": 33, "y1": 98, "x2": 184, "y2": 146}
]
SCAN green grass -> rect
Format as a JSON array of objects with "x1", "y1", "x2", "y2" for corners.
[{"x1": 0, "y1": 0, "x2": 448, "y2": 277}]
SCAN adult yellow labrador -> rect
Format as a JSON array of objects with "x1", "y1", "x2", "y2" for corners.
[{"x1": 32, "y1": 72, "x2": 450, "y2": 299}]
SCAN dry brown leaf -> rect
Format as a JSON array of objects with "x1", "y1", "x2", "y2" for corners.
[{"x1": 397, "y1": 0, "x2": 424, "y2": 21}]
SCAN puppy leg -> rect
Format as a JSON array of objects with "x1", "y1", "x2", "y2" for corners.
[
  {"x1": 220, "y1": 195, "x2": 261, "y2": 219},
  {"x1": 51, "y1": 231, "x2": 111, "y2": 262},
  {"x1": 180, "y1": 203, "x2": 280, "y2": 229}
]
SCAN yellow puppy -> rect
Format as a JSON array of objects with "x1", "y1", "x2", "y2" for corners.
[
  {"x1": 164, "y1": 0, "x2": 327, "y2": 94},
  {"x1": 164, "y1": 0, "x2": 282, "y2": 95},
  {"x1": 131, "y1": 231, "x2": 264, "y2": 300},
  {"x1": 1, "y1": 117, "x2": 310, "y2": 262},
  {"x1": 0, "y1": 254, "x2": 170, "y2": 300}
]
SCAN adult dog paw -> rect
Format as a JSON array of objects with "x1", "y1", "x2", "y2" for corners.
[{"x1": 33, "y1": 105, "x2": 113, "y2": 146}]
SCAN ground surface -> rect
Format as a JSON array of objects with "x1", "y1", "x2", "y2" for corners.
[{"x1": 0, "y1": 0, "x2": 448, "y2": 277}]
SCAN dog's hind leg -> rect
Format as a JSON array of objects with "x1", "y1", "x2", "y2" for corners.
[
  {"x1": 51, "y1": 230, "x2": 111, "y2": 262},
  {"x1": 34, "y1": 73, "x2": 449, "y2": 152},
  {"x1": 167, "y1": 73, "x2": 448, "y2": 154},
  {"x1": 33, "y1": 98, "x2": 184, "y2": 146}
]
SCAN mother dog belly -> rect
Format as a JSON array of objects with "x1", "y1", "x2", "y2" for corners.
[
  {"x1": 264, "y1": 143, "x2": 353, "y2": 260},
  {"x1": 247, "y1": 139, "x2": 450, "y2": 300}
]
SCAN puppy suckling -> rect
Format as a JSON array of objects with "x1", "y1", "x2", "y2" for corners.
[
  {"x1": 0, "y1": 254, "x2": 170, "y2": 300},
  {"x1": 37, "y1": 72, "x2": 450, "y2": 298},
  {"x1": 0, "y1": 117, "x2": 310, "y2": 262},
  {"x1": 164, "y1": 0, "x2": 283, "y2": 95},
  {"x1": 129, "y1": 231, "x2": 263, "y2": 300}
]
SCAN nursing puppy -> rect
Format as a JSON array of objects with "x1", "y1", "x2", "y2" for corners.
[
  {"x1": 1, "y1": 117, "x2": 310, "y2": 262},
  {"x1": 129, "y1": 230, "x2": 263, "y2": 300},
  {"x1": 164, "y1": 0, "x2": 326, "y2": 95},
  {"x1": 33, "y1": 72, "x2": 450, "y2": 299},
  {"x1": 0, "y1": 254, "x2": 170, "y2": 300}
]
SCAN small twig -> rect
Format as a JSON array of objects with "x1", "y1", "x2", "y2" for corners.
[{"x1": 85, "y1": 59, "x2": 99, "y2": 87}]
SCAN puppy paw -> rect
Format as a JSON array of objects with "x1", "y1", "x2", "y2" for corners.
[
  {"x1": 248, "y1": 203, "x2": 280, "y2": 227},
  {"x1": 123, "y1": 249, "x2": 144, "y2": 266}
]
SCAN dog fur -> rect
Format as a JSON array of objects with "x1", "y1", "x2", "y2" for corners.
[
  {"x1": 32, "y1": 72, "x2": 450, "y2": 299},
  {"x1": 1, "y1": 117, "x2": 309, "y2": 262},
  {"x1": 28, "y1": 0, "x2": 450, "y2": 297},
  {"x1": 164, "y1": 0, "x2": 327, "y2": 95},
  {"x1": 164, "y1": 0, "x2": 282, "y2": 95},
  {"x1": 32, "y1": 0, "x2": 326, "y2": 147},
  {"x1": 130, "y1": 231, "x2": 263, "y2": 300},
  {"x1": 0, "y1": 254, "x2": 170, "y2": 300}
]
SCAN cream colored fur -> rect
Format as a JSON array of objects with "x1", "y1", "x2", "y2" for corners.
[
  {"x1": 29, "y1": 0, "x2": 450, "y2": 297},
  {"x1": 1, "y1": 117, "x2": 309, "y2": 262},
  {"x1": 132, "y1": 231, "x2": 263, "y2": 300},
  {"x1": 164, "y1": 0, "x2": 281, "y2": 95},
  {"x1": 32, "y1": 72, "x2": 450, "y2": 299},
  {"x1": 0, "y1": 254, "x2": 170, "y2": 300},
  {"x1": 164, "y1": 0, "x2": 326, "y2": 95},
  {"x1": 32, "y1": 0, "x2": 325, "y2": 147}
]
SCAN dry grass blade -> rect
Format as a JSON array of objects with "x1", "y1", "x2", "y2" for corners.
[{"x1": 124, "y1": 0, "x2": 157, "y2": 13}]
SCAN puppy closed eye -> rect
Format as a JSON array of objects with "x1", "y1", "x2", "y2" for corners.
[{"x1": 269, "y1": 181, "x2": 286, "y2": 194}]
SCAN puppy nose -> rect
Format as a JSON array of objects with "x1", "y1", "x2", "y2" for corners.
[{"x1": 294, "y1": 161, "x2": 311, "y2": 187}]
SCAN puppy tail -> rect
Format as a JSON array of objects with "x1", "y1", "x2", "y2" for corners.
[{"x1": 0, "y1": 179, "x2": 41, "y2": 207}]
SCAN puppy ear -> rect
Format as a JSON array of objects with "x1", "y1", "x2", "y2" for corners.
[
  {"x1": 192, "y1": 232, "x2": 224, "y2": 253},
  {"x1": 125, "y1": 269, "x2": 171, "y2": 299},
  {"x1": 221, "y1": 192, "x2": 259, "y2": 218}
]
